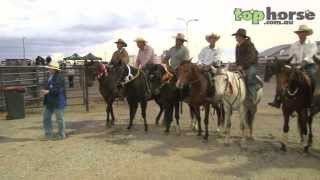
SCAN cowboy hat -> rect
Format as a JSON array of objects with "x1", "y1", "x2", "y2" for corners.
[
  {"x1": 294, "y1": 24, "x2": 313, "y2": 36},
  {"x1": 134, "y1": 37, "x2": 147, "y2": 43},
  {"x1": 46, "y1": 61, "x2": 61, "y2": 71},
  {"x1": 114, "y1": 38, "x2": 127, "y2": 47},
  {"x1": 232, "y1": 28, "x2": 247, "y2": 37},
  {"x1": 205, "y1": 33, "x2": 220, "y2": 41},
  {"x1": 173, "y1": 33, "x2": 187, "y2": 41}
]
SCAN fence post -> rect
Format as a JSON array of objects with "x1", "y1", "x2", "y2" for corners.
[{"x1": 83, "y1": 66, "x2": 89, "y2": 112}]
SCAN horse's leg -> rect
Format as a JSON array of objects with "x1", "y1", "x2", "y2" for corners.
[
  {"x1": 299, "y1": 109, "x2": 309, "y2": 153},
  {"x1": 217, "y1": 104, "x2": 225, "y2": 133},
  {"x1": 203, "y1": 104, "x2": 210, "y2": 141},
  {"x1": 247, "y1": 109, "x2": 255, "y2": 140},
  {"x1": 189, "y1": 105, "x2": 197, "y2": 131},
  {"x1": 192, "y1": 106, "x2": 202, "y2": 136},
  {"x1": 110, "y1": 102, "x2": 115, "y2": 126},
  {"x1": 174, "y1": 102, "x2": 181, "y2": 135},
  {"x1": 239, "y1": 104, "x2": 249, "y2": 147},
  {"x1": 127, "y1": 103, "x2": 138, "y2": 130},
  {"x1": 106, "y1": 103, "x2": 111, "y2": 128},
  {"x1": 141, "y1": 101, "x2": 148, "y2": 132},
  {"x1": 156, "y1": 104, "x2": 164, "y2": 126},
  {"x1": 164, "y1": 104, "x2": 174, "y2": 133},
  {"x1": 281, "y1": 108, "x2": 290, "y2": 152},
  {"x1": 308, "y1": 114, "x2": 314, "y2": 148},
  {"x1": 224, "y1": 106, "x2": 232, "y2": 146}
]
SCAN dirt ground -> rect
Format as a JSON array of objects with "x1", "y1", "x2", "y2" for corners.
[{"x1": 1, "y1": 79, "x2": 320, "y2": 180}]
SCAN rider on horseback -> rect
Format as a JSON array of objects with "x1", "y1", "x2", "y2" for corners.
[
  {"x1": 197, "y1": 33, "x2": 222, "y2": 101},
  {"x1": 134, "y1": 37, "x2": 159, "y2": 100},
  {"x1": 233, "y1": 28, "x2": 259, "y2": 109},
  {"x1": 269, "y1": 25, "x2": 318, "y2": 108},
  {"x1": 163, "y1": 33, "x2": 190, "y2": 71}
]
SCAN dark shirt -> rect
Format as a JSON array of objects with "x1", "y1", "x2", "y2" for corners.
[{"x1": 235, "y1": 37, "x2": 258, "y2": 69}]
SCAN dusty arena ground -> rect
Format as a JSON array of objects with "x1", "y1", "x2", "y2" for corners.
[{"x1": 1, "y1": 80, "x2": 320, "y2": 180}]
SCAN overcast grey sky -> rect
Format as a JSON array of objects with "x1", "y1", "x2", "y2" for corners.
[{"x1": 1, "y1": 0, "x2": 319, "y2": 61}]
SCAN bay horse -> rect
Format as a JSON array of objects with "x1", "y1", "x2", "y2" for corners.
[
  {"x1": 264, "y1": 58, "x2": 314, "y2": 152},
  {"x1": 112, "y1": 62, "x2": 149, "y2": 132},
  {"x1": 213, "y1": 66, "x2": 263, "y2": 145},
  {"x1": 176, "y1": 61, "x2": 225, "y2": 140},
  {"x1": 84, "y1": 61, "x2": 120, "y2": 127}
]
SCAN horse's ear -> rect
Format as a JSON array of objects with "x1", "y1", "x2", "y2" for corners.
[{"x1": 211, "y1": 66, "x2": 217, "y2": 74}]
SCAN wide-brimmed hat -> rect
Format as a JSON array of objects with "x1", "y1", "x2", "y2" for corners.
[
  {"x1": 205, "y1": 33, "x2": 220, "y2": 41},
  {"x1": 114, "y1": 38, "x2": 127, "y2": 47},
  {"x1": 173, "y1": 33, "x2": 187, "y2": 41},
  {"x1": 46, "y1": 61, "x2": 60, "y2": 71},
  {"x1": 232, "y1": 28, "x2": 247, "y2": 37},
  {"x1": 134, "y1": 37, "x2": 147, "y2": 43},
  {"x1": 294, "y1": 24, "x2": 313, "y2": 36}
]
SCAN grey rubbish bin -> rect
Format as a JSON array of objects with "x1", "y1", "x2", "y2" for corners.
[{"x1": 4, "y1": 86, "x2": 26, "y2": 120}]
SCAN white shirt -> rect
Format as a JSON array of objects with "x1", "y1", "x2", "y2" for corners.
[
  {"x1": 197, "y1": 46, "x2": 222, "y2": 65},
  {"x1": 289, "y1": 38, "x2": 318, "y2": 64}
]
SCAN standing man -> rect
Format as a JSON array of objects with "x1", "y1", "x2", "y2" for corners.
[
  {"x1": 269, "y1": 25, "x2": 318, "y2": 108},
  {"x1": 163, "y1": 33, "x2": 190, "y2": 70},
  {"x1": 41, "y1": 61, "x2": 66, "y2": 140},
  {"x1": 111, "y1": 39, "x2": 129, "y2": 65},
  {"x1": 232, "y1": 28, "x2": 258, "y2": 107},
  {"x1": 135, "y1": 37, "x2": 159, "y2": 69},
  {"x1": 197, "y1": 33, "x2": 222, "y2": 66}
]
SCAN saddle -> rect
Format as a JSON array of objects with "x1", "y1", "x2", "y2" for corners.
[{"x1": 235, "y1": 70, "x2": 264, "y2": 91}]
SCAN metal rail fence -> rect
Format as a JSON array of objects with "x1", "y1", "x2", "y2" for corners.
[{"x1": 0, "y1": 65, "x2": 92, "y2": 112}]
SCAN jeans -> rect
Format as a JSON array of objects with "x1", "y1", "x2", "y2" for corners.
[
  {"x1": 303, "y1": 63, "x2": 317, "y2": 89},
  {"x1": 43, "y1": 106, "x2": 65, "y2": 138},
  {"x1": 244, "y1": 65, "x2": 257, "y2": 101}
]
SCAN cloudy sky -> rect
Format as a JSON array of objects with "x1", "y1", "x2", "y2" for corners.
[{"x1": 0, "y1": 0, "x2": 319, "y2": 62}]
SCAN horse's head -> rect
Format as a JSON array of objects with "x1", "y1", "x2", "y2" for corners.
[
  {"x1": 285, "y1": 65, "x2": 310, "y2": 96},
  {"x1": 144, "y1": 64, "x2": 166, "y2": 95},
  {"x1": 84, "y1": 61, "x2": 107, "y2": 87},
  {"x1": 176, "y1": 60, "x2": 197, "y2": 89},
  {"x1": 213, "y1": 67, "x2": 229, "y2": 101}
]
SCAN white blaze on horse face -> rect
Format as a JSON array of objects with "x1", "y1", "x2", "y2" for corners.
[{"x1": 214, "y1": 74, "x2": 228, "y2": 99}]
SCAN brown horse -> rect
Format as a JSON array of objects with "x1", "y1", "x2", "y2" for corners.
[
  {"x1": 176, "y1": 61, "x2": 224, "y2": 140},
  {"x1": 265, "y1": 59, "x2": 314, "y2": 152}
]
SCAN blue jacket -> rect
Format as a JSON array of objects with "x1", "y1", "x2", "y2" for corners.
[{"x1": 43, "y1": 73, "x2": 66, "y2": 109}]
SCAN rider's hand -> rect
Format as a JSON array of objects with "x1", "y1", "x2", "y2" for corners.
[{"x1": 236, "y1": 66, "x2": 243, "y2": 71}]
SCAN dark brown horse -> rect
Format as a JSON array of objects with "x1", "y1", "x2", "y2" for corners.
[
  {"x1": 112, "y1": 62, "x2": 149, "y2": 131},
  {"x1": 264, "y1": 59, "x2": 314, "y2": 152},
  {"x1": 85, "y1": 61, "x2": 120, "y2": 127},
  {"x1": 281, "y1": 65, "x2": 313, "y2": 152},
  {"x1": 176, "y1": 61, "x2": 224, "y2": 140}
]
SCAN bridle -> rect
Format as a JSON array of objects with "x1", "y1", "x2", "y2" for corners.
[
  {"x1": 121, "y1": 65, "x2": 141, "y2": 86},
  {"x1": 215, "y1": 71, "x2": 242, "y2": 106}
]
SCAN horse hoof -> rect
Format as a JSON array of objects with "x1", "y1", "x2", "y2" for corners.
[
  {"x1": 280, "y1": 144, "x2": 287, "y2": 152},
  {"x1": 127, "y1": 126, "x2": 132, "y2": 130},
  {"x1": 247, "y1": 137, "x2": 255, "y2": 141},
  {"x1": 164, "y1": 130, "x2": 169, "y2": 135},
  {"x1": 144, "y1": 127, "x2": 148, "y2": 132},
  {"x1": 303, "y1": 146, "x2": 309, "y2": 154},
  {"x1": 203, "y1": 136, "x2": 208, "y2": 142},
  {"x1": 224, "y1": 143, "x2": 230, "y2": 147}
]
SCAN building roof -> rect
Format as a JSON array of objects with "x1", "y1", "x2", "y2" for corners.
[{"x1": 259, "y1": 41, "x2": 320, "y2": 58}]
